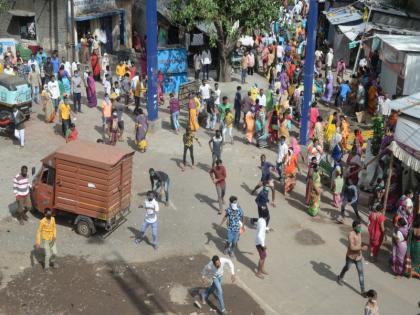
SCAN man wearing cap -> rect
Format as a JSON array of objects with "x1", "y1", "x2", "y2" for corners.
[{"x1": 58, "y1": 95, "x2": 72, "y2": 136}]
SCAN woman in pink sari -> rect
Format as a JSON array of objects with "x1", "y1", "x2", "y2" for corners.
[
  {"x1": 392, "y1": 217, "x2": 409, "y2": 276},
  {"x1": 86, "y1": 71, "x2": 97, "y2": 107},
  {"x1": 308, "y1": 102, "x2": 319, "y2": 139}
]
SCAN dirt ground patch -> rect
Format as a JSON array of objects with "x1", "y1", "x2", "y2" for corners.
[{"x1": 0, "y1": 254, "x2": 264, "y2": 315}]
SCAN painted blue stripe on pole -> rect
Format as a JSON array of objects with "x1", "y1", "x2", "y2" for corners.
[{"x1": 146, "y1": 0, "x2": 158, "y2": 121}]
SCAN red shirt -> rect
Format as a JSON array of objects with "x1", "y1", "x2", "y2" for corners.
[{"x1": 209, "y1": 165, "x2": 226, "y2": 186}]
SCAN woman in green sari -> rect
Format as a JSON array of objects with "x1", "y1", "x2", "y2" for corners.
[{"x1": 308, "y1": 165, "x2": 321, "y2": 216}]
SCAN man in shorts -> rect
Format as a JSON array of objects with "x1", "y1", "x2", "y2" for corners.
[{"x1": 255, "y1": 206, "x2": 269, "y2": 278}]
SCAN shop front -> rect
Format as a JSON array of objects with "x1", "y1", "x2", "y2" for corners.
[{"x1": 73, "y1": 0, "x2": 132, "y2": 56}]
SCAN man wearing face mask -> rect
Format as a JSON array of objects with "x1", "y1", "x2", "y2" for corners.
[
  {"x1": 58, "y1": 95, "x2": 72, "y2": 137},
  {"x1": 35, "y1": 209, "x2": 58, "y2": 272},
  {"x1": 136, "y1": 191, "x2": 159, "y2": 250},
  {"x1": 219, "y1": 196, "x2": 244, "y2": 257},
  {"x1": 13, "y1": 166, "x2": 32, "y2": 224},
  {"x1": 71, "y1": 70, "x2": 83, "y2": 113},
  {"x1": 337, "y1": 219, "x2": 368, "y2": 297}
]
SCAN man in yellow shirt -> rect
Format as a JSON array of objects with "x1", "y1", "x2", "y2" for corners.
[
  {"x1": 35, "y1": 209, "x2": 58, "y2": 272},
  {"x1": 116, "y1": 61, "x2": 126, "y2": 79},
  {"x1": 58, "y1": 95, "x2": 71, "y2": 137}
]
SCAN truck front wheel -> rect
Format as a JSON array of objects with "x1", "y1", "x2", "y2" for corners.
[{"x1": 76, "y1": 219, "x2": 92, "y2": 237}]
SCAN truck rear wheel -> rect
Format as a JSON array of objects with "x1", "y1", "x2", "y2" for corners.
[{"x1": 76, "y1": 219, "x2": 92, "y2": 237}]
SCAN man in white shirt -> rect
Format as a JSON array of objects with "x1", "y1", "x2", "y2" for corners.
[
  {"x1": 276, "y1": 136, "x2": 289, "y2": 181},
  {"x1": 213, "y1": 82, "x2": 221, "y2": 107},
  {"x1": 255, "y1": 207, "x2": 269, "y2": 279},
  {"x1": 201, "y1": 48, "x2": 212, "y2": 80},
  {"x1": 276, "y1": 43, "x2": 284, "y2": 63},
  {"x1": 257, "y1": 89, "x2": 266, "y2": 107},
  {"x1": 325, "y1": 48, "x2": 334, "y2": 77},
  {"x1": 135, "y1": 191, "x2": 159, "y2": 250},
  {"x1": 200, "y1": 255, "x2": 235, "y2": 314},
  {"x1": 47, "y1": 75, "x2": 60, "y2": 112},
  {"x1": 199, "y1": 79, "x2": 211, "y2": 108}
]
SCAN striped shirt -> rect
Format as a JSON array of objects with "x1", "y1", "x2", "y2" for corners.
[{"x1": 13, "y1": 174, "x2": 30, "y2": 198}]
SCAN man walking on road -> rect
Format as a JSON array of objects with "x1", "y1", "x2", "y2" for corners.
[
  {"x1": 28, "y1": 64, "x2": 41, "y2": 104},
  {"x1": 12, "y1": 105, "x2": 26, "y2": 148},
  {"x1": 276, "y1": 136, "x2": 288, "y2": 182},
  {"x1": 339, "y1": 180, "x2": 360, "y2": 222},
  {"x1": 136, "y1": 191, "x2": 159, "y2": 250},
  {"x1": 255, "y1": 207, "x2": 269, "y2": 279},
  {"x1": 209, "y1": 130, "x2": 223, "y2": 167},
  {"x1": 209, "y1": 159, "x2": 227, "y2": 214},
  {"x1": 220, "y1": 196, "x2": 244, "y2": 257},
  {"x1": 149, "y1": 168, "x2": 170, "y2": 206},
  {"x1": 200, "y1": 255, "x2": 235, "y2": 315},
  {"x1": 58, "y1": 95, "x2": 72, "y2": 137},
  {"x1": 337, "y1": 219, "x2": 368, "y2": 297},
  {"x1": 13, "y1": 166, "x2": 31, "y2": 224},
  {"x1": 182, "y1": 127, "x2": 201, "y2": 170},
  {"x1": 35, "y1": 209, "x2": 58, "y2": 272}
]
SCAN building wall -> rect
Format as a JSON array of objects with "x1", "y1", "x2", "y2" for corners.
[{"x1": 0, "y1": 0, "x2": 68, "y2": 56}]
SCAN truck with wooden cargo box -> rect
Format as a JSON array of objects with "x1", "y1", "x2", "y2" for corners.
[{"x1": 31, "y1": 141, "x2": 134, "y2": 237}]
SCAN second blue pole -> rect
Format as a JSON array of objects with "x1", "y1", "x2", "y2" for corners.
[{"x1": 299, "y1": 0, "x2": 318, "y2": 145}]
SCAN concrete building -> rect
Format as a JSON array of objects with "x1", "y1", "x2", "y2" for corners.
[{"x1": 0, "y1": 0, "x2": 133, "y2": 60}]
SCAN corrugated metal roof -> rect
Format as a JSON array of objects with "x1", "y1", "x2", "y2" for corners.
[
  {"x1": 376, "y1": 34, "x2": 420, "y2": 52},
  {"x1": 388, "y1": 92, "x2": 420, "y2": 119}
]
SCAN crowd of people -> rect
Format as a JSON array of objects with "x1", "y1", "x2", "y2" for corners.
[{"x1": 4, "y1": 1, "x2": 420, "y2": 314}]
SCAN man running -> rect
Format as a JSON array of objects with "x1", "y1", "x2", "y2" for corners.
[
  {"x1": 251, "y1": 154, "x2": 276, "y2": 194},
  {"x1": 136, "y1": 191, "x2": 159, "y2": 250},
  {"x1": 200, "y1": 255, "x2": 235, "y2": 315},
  {"x1": 209, "y1": 159, "x2": 227, "y2": 214}
]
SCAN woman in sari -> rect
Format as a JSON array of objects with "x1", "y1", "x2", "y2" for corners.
[
  {"x1": 308, "y1": 164, "x2": 321, "y2": 216},
  {"x1": 41, "y1": 85, "x2": 55, "y2": 123},
  {"x1": 367, "y1": 83, "x2": 378, "y2": 115},
  {"x1": 313, "y1": 116, "x2": 324, "y2": 147},
  {"x1": 392, "y1": 217, "x2": 409, "y2": 276},
  {"x1": 188, "y1": 94, "x2": 199, "y2": 131},
  {"x1": 368, "y1": 204, "x2": 386, "y2": 261},
  {"x1": 340, "y1": 115, "x2": 350, "y2": 151},
  {"x1": 283, "y1": 148, "x2": 300, "y2": 196},
  {"x1": 90, "y1": 49, "x2": 101, "y2": 81},
  {"x1": 135, "y1": 108, "x2": 148, "y2": 153},
  {"x1": 245, "y1": 109, "x2": 255, "y2": 144},
  {"x1": 86, "y1": 71, "x2": 97, "y2": 107},
  {"x1": 407, "y1": 216, "x2": 420, "y2": 278},
  {"x1": 321, "y1": 71, "x2": 333, "y2": 103},
  {"x1": 61, "y1": 76, "x2": 71, "y2": 96},
  {"x1": 306, "y1": 157, "x2": 317, "y2": 205},
  {"x1": 324, "y1": 112, "x2": 337, "y2": 146},
  {"x1": 279, "y1": 112, "x2": 289, "y2": 141},
  {"x1": 308, "y1": 102, "x2": 319, "y2": 139}
]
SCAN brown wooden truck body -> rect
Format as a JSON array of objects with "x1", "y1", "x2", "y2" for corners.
[{"x1": 31, "y1": 141, "x2": 134, "y2": 236}]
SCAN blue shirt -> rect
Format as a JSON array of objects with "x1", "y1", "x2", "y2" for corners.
[
  {"x1": 36, "y1": 52, "x2": 47, "y2": 66},
  {"x1": 339, "y1": 83, "x2": 350, "y2": 100},
  {"x1": 51, "y1": 57, "x2": 60, "y2": 74},
  {"x1": 255, "y1": 189, "x2": 269, "y2": 207},
  {"x1": 261, "y1": 161, "x2": 274, "y2": 181},
  {"x1": 225, "y1": 207, "x2": 243, "y2": 232}
]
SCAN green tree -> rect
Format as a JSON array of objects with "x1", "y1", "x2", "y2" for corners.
[
  {"x1": 0, "y1": 0, "x2": 9, "y2": 13},
  {"x1": 169, "y1": 0, "x2": 281, "y2": 82}
]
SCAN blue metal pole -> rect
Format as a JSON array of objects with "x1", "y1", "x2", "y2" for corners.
[
  {"x1": 146, "y1": 0, "x2": 158, "y2": 121},
  {"x1": 299, "y1": 0, "x2": 318, "y2": 145}
]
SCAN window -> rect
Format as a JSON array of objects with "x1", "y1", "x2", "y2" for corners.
[
  {"x1": 41, "y1": 168, "x2": 55, "y2": 186},
  {"x1": 8, "y1": 16, "x2": 36, "y2": 40}
]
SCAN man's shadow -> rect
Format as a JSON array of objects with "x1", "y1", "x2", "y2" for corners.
[{"x1": 310, "y1": 260, "x2": 360, "y2": 295}]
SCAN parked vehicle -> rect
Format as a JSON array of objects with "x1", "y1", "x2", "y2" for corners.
[
  {"x1": 31, "y1": 141, "x2": 134, "y2": 237},
  {"x1": 0, "y1": 74, "x2": 32, "y2": 135}
]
